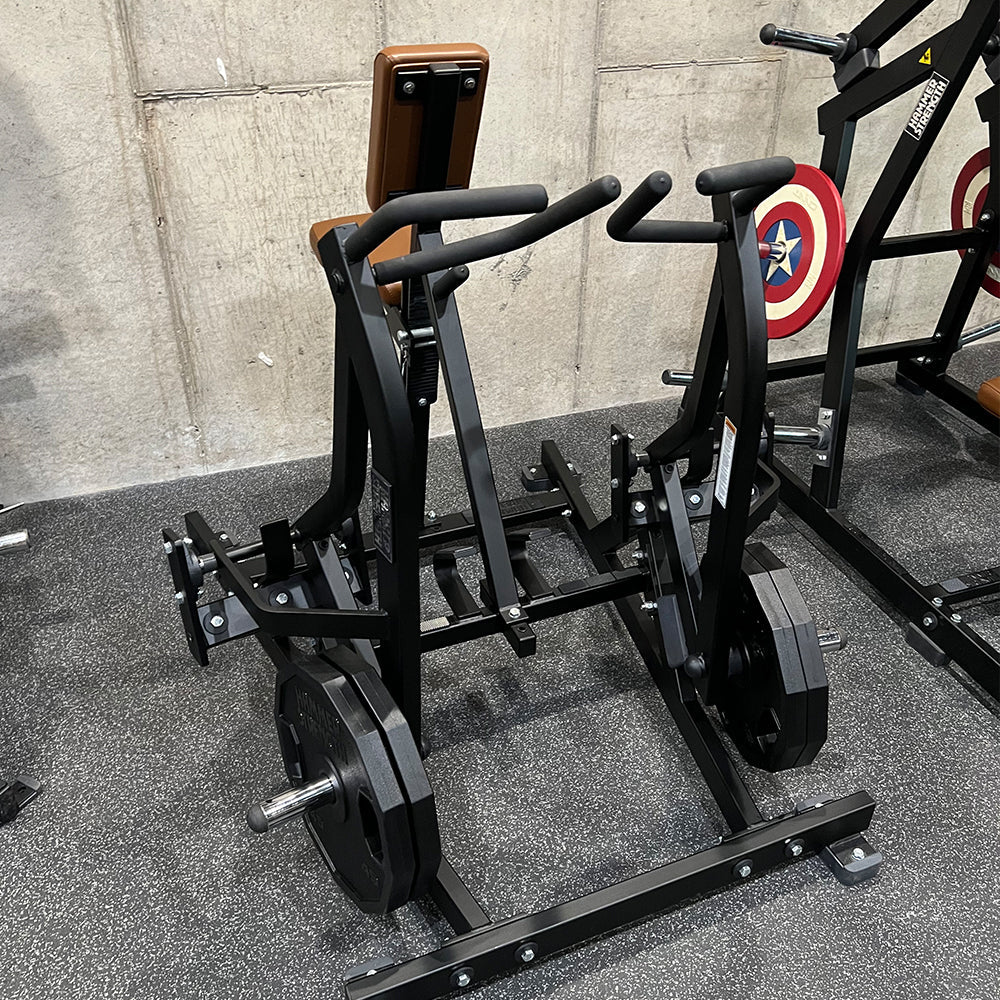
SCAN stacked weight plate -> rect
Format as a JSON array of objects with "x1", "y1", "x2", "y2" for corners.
[
  {"x1": 273, "y1": 644, "x2": 441, "y2": 914},
  {"x1": 718, "y1": 542, "x2": 829, "y2": 771}
]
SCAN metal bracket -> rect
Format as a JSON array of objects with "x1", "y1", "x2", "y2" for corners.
[
  {"x1": 395, "y1": 66, "x2": 481, "y2": 101},
  {"x1": 812, "y1": 407, "x2": 836, "y2": 466},
  {"x1": 821, "y1": 833, "x2": 882, "y2": 886},
  {"x1": 0, "y1": 774, "x2": 42, "y2": 825}
]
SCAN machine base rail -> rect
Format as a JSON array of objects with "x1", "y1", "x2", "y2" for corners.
[
  {"x1": 775, "y1": 458, "x2": 1000, "y2": 699},
  {"x1": 345, "y1": 791, "x2": 877, "y2": 1000}
]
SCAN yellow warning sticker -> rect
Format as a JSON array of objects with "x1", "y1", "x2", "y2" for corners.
[{"x1": 919, "y1": 48, "x2": 932, "y2": 65}]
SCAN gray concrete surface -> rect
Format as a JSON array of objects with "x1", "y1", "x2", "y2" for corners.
[{"x1": 2, "y1": 1, "x2": 997, "y2": 501}]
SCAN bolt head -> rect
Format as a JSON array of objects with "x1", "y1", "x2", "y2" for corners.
[
  {"x1": 209, "y1": 614, "x2": 226, "y2": 628},
  {"x1": 611, "y1": 433, "x2": 620, "y2": 444},
  {"x1": 610, "y1": 478, "x2": 620, "y2": 489},
  {"x1": 402, "y1": 80, "x2": 416, "y2": 95},
  {"x1": 463, "y1": 76, "x2": 476, "y2": 90},
  {"x1": 922, "y1": 614, "x2": 935, "y2": 628},
  {"x1": 516, "y1": 944, "x2": 537, "y2": 963},
  {"x1": 950, "y1": 613, "x2": 962, "y2": 623},
  {"x1": 785, "y1": 840, "x2": 806, "y2": 858},
  {"x1": 851, "y1": 846, "x2": 866, "y2": 861},
  {"x1": 508, "y1": 606, "x2": 522, "y2": 619},
  {"x1": 417, "y1": 397, "x2": 428, "y2": 407},
  {"x1": 735, "y1": 861, "x2": 753, "y2": 879},
  {"x1": 932, "y1": 597, "x2": 943, "y2": 607},
  {"x1": 561, "y1": 508, "x2": 572, "y2": 517},
  {"x1": 529, "y1": 467, "x2": 537, "y2": 475},
  {"x1": 163, "y1": 541, "x2": 174, "y2": 555},
  {"x1": 275, "y1": 592, "x2": 289, "y2": 606},
  {"x1": 427, "y1": 510, "x2": 437, "y2": 520},
  {"x1": 632, "y1": 501, "x2": 646, "y2": 515},
  {"x1": 450, "y1": 968, "x2": 474, "y2": 989},
  {"x1": 687, "y1": 492, "x2": 702, "y2": 506},
  {"x1": 174, "y1": 591, "x2": 185, "y2": 606},
  {"x1": 640, "y1": 600, "x2": 657, "y2": 613}
]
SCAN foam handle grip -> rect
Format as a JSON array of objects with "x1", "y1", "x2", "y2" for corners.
[
  {"x1": 696, "y1": 156, "x2": 796, "y2": 196},
  {"x1": 344, "y1": 184, "x2": 549, "y2": 263},
  {"x1": 606, "y1": 171, "x2": 673, "y2": 241},
  {"x1": 373, "y1": 175, "x2": 621, "y2": 284}
]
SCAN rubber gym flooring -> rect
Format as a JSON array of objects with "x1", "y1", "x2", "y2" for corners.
[{"x1": 2, "y1": 340, "x2": 998, "y2": 1000}]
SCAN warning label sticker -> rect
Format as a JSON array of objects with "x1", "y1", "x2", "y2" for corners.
[
  {"x1": 714, "y1": 417, "x2": 737, "y2": 509},
  {"x1": 905, "y1": 72, "x2": 949, "y2": 140}
]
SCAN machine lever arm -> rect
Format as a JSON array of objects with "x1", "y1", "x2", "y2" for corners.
[{"x1": 371, "y1": 175, "x2": 622, "y2": 284}]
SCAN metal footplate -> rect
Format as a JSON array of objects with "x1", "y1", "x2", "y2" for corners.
[{"x1": 344, "y1": 791, "x2": 877, "y2": 1000}]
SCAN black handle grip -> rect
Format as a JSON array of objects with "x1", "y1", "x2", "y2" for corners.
[
  {"x1": 372, "y1": 175, "x2": 622, "y2": 285},
  {"x1": 606, "y1": 171, "x2": 673, "y2": 241},
  {"x1": 695, "y1": 156, "x2": 796, "y2": 196},
  {"x1": 760, "y1": 23, "x2": 853, "y2": 60},
  {"x1": 344, "y1": 184, "x2": 549, "y2": 264},
  {"x1": 607, "y1": 172, "x2": 727, "y2": 243}
]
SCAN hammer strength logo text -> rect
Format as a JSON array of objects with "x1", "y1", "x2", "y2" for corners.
[{"x1": 905, "y1": 73, "x2": 949, "y2": 140}]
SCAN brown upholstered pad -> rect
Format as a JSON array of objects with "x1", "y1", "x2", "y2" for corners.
[
  {"x1": 309, "y1": 215, "x2": 410, "y2": 307},
  {"x1": 366, "y1": 43, "x2": 489, "y2": 210},
  {"x1": 978, "y1": 376, "x2": 1000, "y2": 417}
]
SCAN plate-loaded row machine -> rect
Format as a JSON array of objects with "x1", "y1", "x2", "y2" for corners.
[
  {"x1": 755, "y1": 1, "x2": 1000, "y2": 695},
  {"x1": 665, "y1": 1, "x2": 1000, "y2": 695},
  {"x1": 162, "y1": 46, "x2": 877, "y2": 1000}
]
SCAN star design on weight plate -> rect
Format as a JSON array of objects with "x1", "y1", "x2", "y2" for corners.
[{"x1": 766, "y1": 220, "x2": 802, "y2": 281}]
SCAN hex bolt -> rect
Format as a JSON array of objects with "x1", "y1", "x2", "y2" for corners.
[
  {"x1": 515, "y1": 942, "x2": 538, "y2": 963},
  {"x1": 567, "y1": 462, "x2": 575, "y2": 471},
  {"x1": 209, "y1": 614, "x2": 226, "y2": 628},
  {"x1": 687, "y1": 492, "x2": 703, "y2": 506},
  {"x1": 932, "y1": 597, "x2": 944, "y2": 607},
  {"x1": 817, "y1": 454, "x2": 828, "y2": 461},
  {"x1": 463, "y1": 76, "x2": 476, "y2": 90},
  {"x1": 418, "y1": 397, "x2": 428, "y2": 407},
  {"x1": 427, "y1": 510, "x2": 437, "y2": 520},
  {"x1": 851, "y1": 846, "x2": 866, "y2": 861},
  {"x1": 163, "y1": 541, "x2": 174, "y2": 555},
  {"x1": 611, "y1": 433, "x2": 620, "y2": 444},
  {"x1": 785, "y1": 839, "x2": 805, "y2": 859},
  {"x1": 450, "y1": 967, "x2": 474, "y2": 989},
  {"x1": 174, "y1": 591, "x2": 185, "y2": 606},
  {"x1": 610, "y1": 478, "x2": 620, "y2": 489},
  {"x1": 219, "y1": 533, "x2": 229, "y2": 541},
  {"x1": 632, "y1": 500, "x2": 647, "y2": 516},
  {"x1": 950, "y1": 612, "x2": 963, "y2": 623},
  {"x1": 508, "y1": 607, "x2": 522, "y2": 619},
  {"x1": 922, "y1": 614, "x2": 936, "y2": 627},
  {"x1": 733, "y1": 860, "x2": 753, "y2": 879},
  {"x1": 529, "y1": 467, "x2": 537, "y2": 475},
  {"x1": 402, "y1": 80, "x2": 416, "y2": 95},
  {"x1": 274, "y1": 592, "x2": 289, "y2": 606},
  {"x1": 561, "y1": 508, "x2": 572, "y2": 517},
  {"x1": 640, "y1": 600, "x2": 658, "y2": 613},
  {"x1": 821, "y1": 409, "x2": 833, "y2": 419}
]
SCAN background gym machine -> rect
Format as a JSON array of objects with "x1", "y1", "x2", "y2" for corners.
[
  {"x1": 1, "y1": 500, "x2": 39, "y2": 826},
  {"x1": 745, "y1": 0, "x2": 1000, "y2": 695},
  {"x1": 161, "y1": 46, "x2": 876, "y2": 1000}
]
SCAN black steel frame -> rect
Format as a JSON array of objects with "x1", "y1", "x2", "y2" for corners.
[
  {"x1": 765, "y1": 0, "x2": 1000, "y2": 697},
  {"x1": 161, "y1": 63, "x2": 878, "y2": 1000}
]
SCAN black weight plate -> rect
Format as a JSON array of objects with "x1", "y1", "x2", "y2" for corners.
[
  {"x1": 274, "y1": 649, "x2": 416, "y2": 914},
  {"x1": 325, "y1": 643, "x2": 442, "y2": 901},
  {"x1": 764, "y1": 562, "x2": 828, "y2": 767},
  {"x1": 718, "y1": 546, "x2": 810, "y2": 772}
]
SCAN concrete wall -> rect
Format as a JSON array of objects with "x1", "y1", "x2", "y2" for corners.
[{"x1": 2, "y1": 1, "x2": 996, "y2": 502}]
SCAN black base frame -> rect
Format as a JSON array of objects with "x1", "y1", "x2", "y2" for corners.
[{"x1": 336, "y1": 440, "x2": 876, "y2": 1000}]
